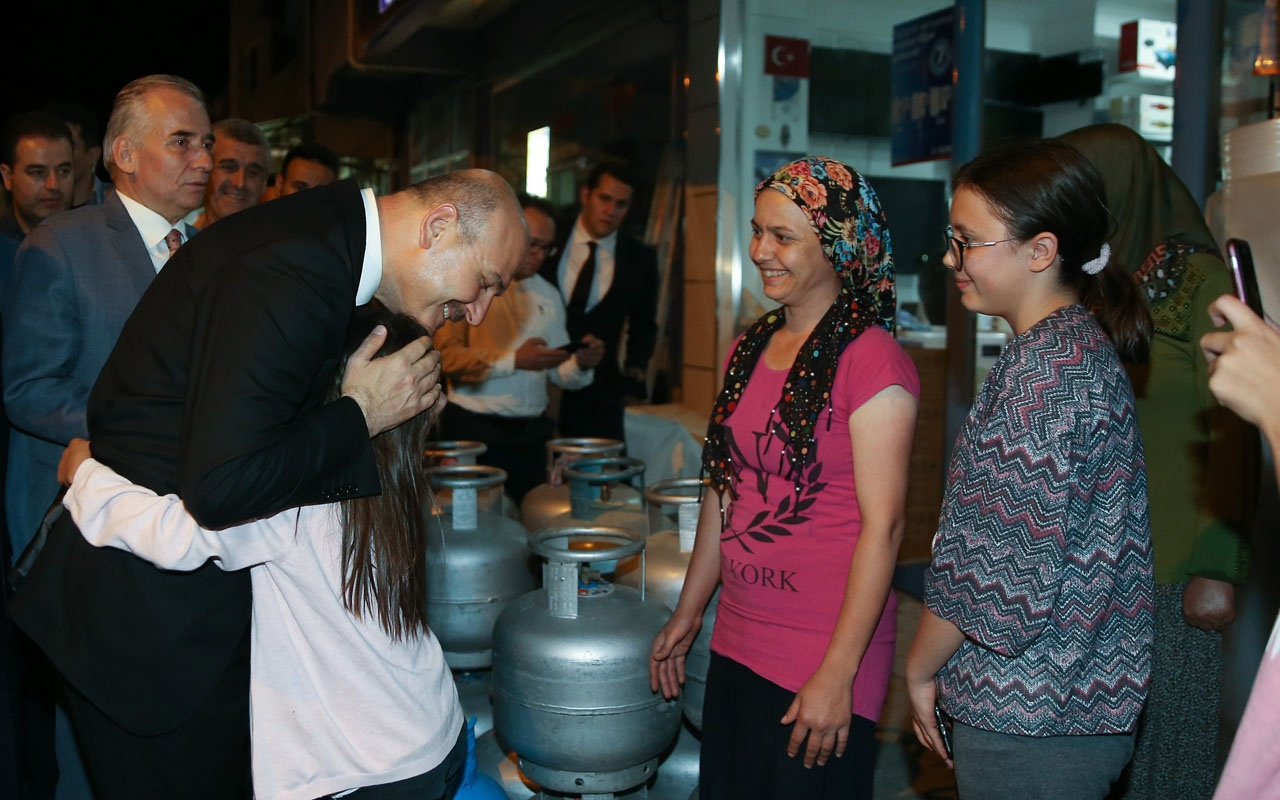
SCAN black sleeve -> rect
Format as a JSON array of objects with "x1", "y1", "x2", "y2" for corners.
[{"x1": 176, "y1": 245, "x2": 378, "y2": 529}]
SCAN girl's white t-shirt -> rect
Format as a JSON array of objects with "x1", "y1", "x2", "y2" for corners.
[{"x1": 66, "y1": 458, "x2": 464, "y2": 800}]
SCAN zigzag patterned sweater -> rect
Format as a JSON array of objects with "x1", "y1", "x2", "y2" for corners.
[{"x1": 925, "y1": 305, "x2": 1154, "y2": 737}]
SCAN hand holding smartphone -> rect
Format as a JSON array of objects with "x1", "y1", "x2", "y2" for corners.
[
  {"x1": 556, "y1": 340, "x2": 590, "y2": 353},
  {"x1": 934, "y1": 704, "x2": 953, "y2": 759},
  {"x1": 1226, "y1": 239, "x2": 1264, "y2": 317}
]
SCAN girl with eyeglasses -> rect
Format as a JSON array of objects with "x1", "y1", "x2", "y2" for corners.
[{"x1": 906, "y1": 138, "x2": 1155, "y2": 799}]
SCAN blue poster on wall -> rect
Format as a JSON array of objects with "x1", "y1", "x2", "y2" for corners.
[{"x1": 891, "y1": 7, "x2": 955, "y2": 166}]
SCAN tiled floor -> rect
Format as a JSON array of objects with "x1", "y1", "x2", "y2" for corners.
[{"x1": 465, "y1": 591, "x2": 957, "y2": 799}]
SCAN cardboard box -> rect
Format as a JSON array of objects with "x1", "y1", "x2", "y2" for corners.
[
  {"x1": 1137, "y1": 94, "x2": 1175, "y2": 141},
  {"x1": 1119, "y1": 19, "x2": 1177, "y2": 79},
  {"x1": 1107, "y1": 93, "x2": 1175, "y2": 143}
]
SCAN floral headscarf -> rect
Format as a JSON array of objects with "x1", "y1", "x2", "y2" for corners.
[{"x1": 701, "y1": 156, "x2": 896, "y2": 505}]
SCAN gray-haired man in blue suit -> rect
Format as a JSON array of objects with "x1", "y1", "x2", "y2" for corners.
[
  {"x1": 1, "y1": 73, "x2": 212, "y2": 800},
  {"x1": 3, "y1": 74, "x2": 211, "y2": 558}
]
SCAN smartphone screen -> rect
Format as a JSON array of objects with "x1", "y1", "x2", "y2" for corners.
[{"x1": 1227, "y1": 238, "x2": 1264, "y2": 317}]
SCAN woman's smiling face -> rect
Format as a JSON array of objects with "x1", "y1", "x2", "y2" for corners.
[{"x1": 749, "y1": 189, "x2": 841, "y2": 312}]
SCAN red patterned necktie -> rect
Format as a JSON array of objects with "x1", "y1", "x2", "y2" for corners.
[{"x1": 165, "y1": 228, "x2": 184, "y2": 258}]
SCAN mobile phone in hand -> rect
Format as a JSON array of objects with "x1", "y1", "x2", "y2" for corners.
[
  {"x1": 934, "y1": 704, "x2": 953, "y2": 759},
  {"x1": 1226, "y1": 239, "x2": 1264, "y2": 317},
  {"x1": 556, "y1": 340, "x2": 590, "y2": 353}
]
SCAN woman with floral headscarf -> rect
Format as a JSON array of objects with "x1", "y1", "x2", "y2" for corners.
[
  {"x1": 649, "y1": 157, "x2": 919, "y2": 799},
  {"x1": 1058, "y1": 123, "x2": 1256, "y2": 800}
]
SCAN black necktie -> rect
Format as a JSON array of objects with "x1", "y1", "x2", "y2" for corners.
[{"x1": 567, "y1": 241, "x2": 598, "y2": 315}]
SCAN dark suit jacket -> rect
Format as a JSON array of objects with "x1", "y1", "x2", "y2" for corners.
[
  {"x1": 2, "y1": 194, "x2": 172, "y2": 558},
  {"x1": 10, "y1": 180, "x2": 380, "y2": 735},
  {"x1": 542, "y1": 226, "x2": 658, "y2": 430}
]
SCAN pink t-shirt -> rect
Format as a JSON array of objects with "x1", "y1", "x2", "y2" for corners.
[{"x1": 710, "y1": 325, "x2": 919, "y2": 722}]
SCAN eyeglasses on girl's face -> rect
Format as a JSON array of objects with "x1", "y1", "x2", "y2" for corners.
[{"x1": 943, "y1": 225, "x2": 1016, "y2": 272}]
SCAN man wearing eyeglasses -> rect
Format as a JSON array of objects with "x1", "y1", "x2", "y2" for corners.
[{"x1": 436, "y1": 193, "x2": 604, "y2": 501}]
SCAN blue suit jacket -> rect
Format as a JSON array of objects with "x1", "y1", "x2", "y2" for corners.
[{"x1": 1, "y1": 191, "x2": 180, "y2": 555}]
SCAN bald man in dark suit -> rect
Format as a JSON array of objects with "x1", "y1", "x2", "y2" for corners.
[{"x1": 11, "y1": 168, "x2": 526, "y2": 798}]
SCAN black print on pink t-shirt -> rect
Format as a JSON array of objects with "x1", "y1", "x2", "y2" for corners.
[{"x1": 719, "y1": 425, "x2": 825, "y2": 555}]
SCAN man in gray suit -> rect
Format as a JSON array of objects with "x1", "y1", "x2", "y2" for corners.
[
  {"x1": 4, "y1": 74, "x2": 210, "y2": 554},
  {"x1": 1, "y1": 73, "x2": 212, "y2": 800}
]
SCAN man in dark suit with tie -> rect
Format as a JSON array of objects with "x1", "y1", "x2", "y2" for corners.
[
  {"x1": 3, "y1": 75, "x2": 213, "y2": 800},
  {"x1": 543, "y1": 162, "x2": 659, "y2": 442},
  {"x1": 9, "y1": 161, "x2": 527, "y2": 797}
]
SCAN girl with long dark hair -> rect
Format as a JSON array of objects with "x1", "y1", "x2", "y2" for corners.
[{"x1": 59, "y1": 303, "x2": 464, "y2": 800}]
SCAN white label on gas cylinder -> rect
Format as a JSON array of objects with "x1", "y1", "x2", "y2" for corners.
[
  {"x1": 452, "y1": 487, "x2": 478, "y2": 530},
  {"x1": 678, "y1": 500, "x2": 701, "y2": 552}
]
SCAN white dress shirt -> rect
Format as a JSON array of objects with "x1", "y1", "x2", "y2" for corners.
[
  {"x1": 556, "y1": 217, "x2": 617, "y2": 313},
  {"x1": 437, "y1": 273, "x2": 593, "y2": 417},
  {"x1": 356, "y1": 188, "x2": 382, "y2": 305},
  {"x1": 116, "y1": 191, "x2": 189, "y2": 272}
]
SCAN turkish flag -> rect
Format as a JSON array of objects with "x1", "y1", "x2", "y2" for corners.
[{"x1": 764, "y1": 35, "x2": 810, "y2": 78}]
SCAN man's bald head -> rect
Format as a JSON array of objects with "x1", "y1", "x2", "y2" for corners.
[
  {"x1": 375, "y1": 169, "x2": 528, "y2": 334},
  {"x1": 402, "y1": 168, "x2": 524, "y2": 244}
]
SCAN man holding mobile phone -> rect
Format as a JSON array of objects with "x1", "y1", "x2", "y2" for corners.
[{"x1": 436, "y1": 194, "x2": 604, "y2": 500}]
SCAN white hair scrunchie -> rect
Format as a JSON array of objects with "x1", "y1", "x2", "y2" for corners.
[{"x1": 1082, "y1": 242, "x2": 1111, "y2": 275}]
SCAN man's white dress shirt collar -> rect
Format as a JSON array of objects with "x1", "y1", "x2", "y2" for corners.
[
  {"x1": 117, "y1": 190, "x2": 186, "y2": 273},
  {"x1": 558, "y1": 218, "x2": 618, "y2": 312},
  {"x1": 356, "y1": 188, "x2": 383, "y2": 306}
]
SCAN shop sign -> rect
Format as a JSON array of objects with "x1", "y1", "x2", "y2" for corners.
[{"x1": 891, "y1": 7, "x2": 955, "y2": 166}]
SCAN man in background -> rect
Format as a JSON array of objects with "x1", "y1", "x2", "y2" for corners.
[
  {"x1": 278, "y1": 141, "x2": 339, "y2": 196},
  {"x1": 438, "y1": 193, "x2": 604, "y2": 500},
  {"x1": 194, "y1": 118, "x2": 268, "y2": 229},
  {"x1": 5, "y1": 74, "x2": 213, "y2": 800},
  {"x1": 0, "y1": 107, "x2": 74, "y2": 800},
  {"x1": 0, "y1": 111, "x2": 74, "y2": 245},
  {"x1": 44, "y1": 101, "x2": 111, "y2": 208},
  {"x1": 543, "y1": 162, "x2": 658, "y2": 443}
]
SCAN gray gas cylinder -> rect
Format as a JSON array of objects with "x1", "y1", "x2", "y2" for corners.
[
  {"x1": 426, "y1": 465, "x2": 535, "y2": 670},
  {"x1": 520, "y1": 438, "x2": 639, "y2": 532},
  {"x1": 426, "y1": 439, "x2": 521, "y2": 520},
  {"x1": 492, "y1": 526, "x2": 681, "y2": 796},
  {"x1": 614, "y1": 478, "x2": 719, "y2": 731}
]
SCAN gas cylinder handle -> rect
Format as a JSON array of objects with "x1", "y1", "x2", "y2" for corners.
[
  {"x1": 644, "y1": 477, "x2": 707, "y2": 552},
  {"x1": 426, "y1": 465, "x2": 507, "y2": 532},
  {"x1": 423, "y1": 440, "x2": 488, "y2": 465},
  {"x1": 563, "y1": 457, "x2": 646, "y2": 485},
  {"x1": 642, "y1": 477, "x2": 707, "y2": 506},
  {"x1": 546, "y1": 437, "x2": 625, "y2": 457},
  {"x1": 426, "y1": 464, "x2": 507, "y2": 490},
  {"x1": 544, "y1": 437, "x2": 625, "y2": 485},
  {"x1": 527, "y1": 526, "x2": 643, "y2": 563},
  {"x1": 530, "y1": 526, "x2": 646, "y2": 619}
]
